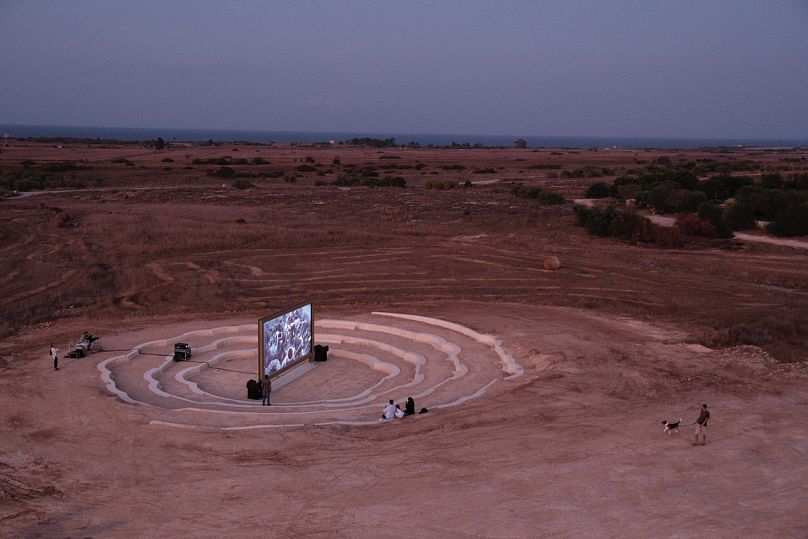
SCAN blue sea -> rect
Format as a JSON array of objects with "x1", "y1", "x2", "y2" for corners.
[{"x1": 1, "y1": 124, "x2": 806, "y2": 150}]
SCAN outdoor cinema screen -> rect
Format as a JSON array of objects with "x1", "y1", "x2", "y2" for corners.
[{"x1": 259, "y1": 303, "x2": 313, "y2": 378}]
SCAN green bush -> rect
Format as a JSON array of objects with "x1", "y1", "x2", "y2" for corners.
[
  {"x1": 574, "y1": 204, "x2": 683, "y2": 246},
  {"x1": 193, "y1": 157, "x2": 230, "y2": 165},
  {"x1": 161, "y1": 157, "x2": 174, "y2": 163},
  {"x1": 537, "y1": 190, "x2": 565, "y2": 205},
  {"x1": 681, "y1": 190, "x2": 709, "y2": 212},
  {"x1": 527, "y1": 163, "x2": 562, "y2": 170},
  {"x1": 574, "y1": 205, "x2": 617, "y2": 237},
  {"x1": 111, "y1": 157, "x2": 131, "y2": 164},
  {"x1": 424, "y1": 179, "x2": 456, "y2": 190},
  {"x1": 636, "y1": 182, "x2": 692, "y2": 213},
  {"x1": 723, "y1": 199, "x2": 757, "y2": 230},
  {"x1": 676, "y1": 214, "x2": 720, "y2": 237},
  {"x1": 43, "y1": 161, "x2": 77, "y2": 172},
  {"x1": 700, "y1": 175, "x2": 754, "y2": 201},
  {"x1": 331, "y1": 175, "x2": 405, "y2": 188},
  {"x1": 12, "y1": 176, "x2": 45, "y2": 191},
  {"x1": 510, "y1": 185, "x2": 565, "y2": 205},
  {"x1": 696, "y1": 202, "x2": 733, "y2": 238},
  {"x1": 211, "y1": 166, "x2": 235, "y2": 178},
  {"x1": 760, "y1": 173, "x2": 782, "y2": 189},
  {"x1": 561, "y1": 166, "x2": 613, "y2": 178},
  {"x1": 232, "y1": 178, "x2": 254, "y2": 189},
  {"x1": 585, "y1": 182, "x2": 611, "y2": 198},
  {"x1": 766, "y1": 200, "x2": 808, "y2": 236}
]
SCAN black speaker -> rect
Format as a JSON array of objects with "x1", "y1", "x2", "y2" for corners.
[
  {"x1": 246, "y1": 379, "x2": 262, "y2": 400},
  {"x1": 173, "y1": 342, "x2": 192, "y2": 361},
  {"x1": 313, "y1": 344, "x2": 329, "y2": 362}
]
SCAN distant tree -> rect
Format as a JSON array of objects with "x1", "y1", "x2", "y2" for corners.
[
  {"x1": 696, "y1": 202, "x2": 733, "y2": 238},
  {"x1": 767, "y1": 199, "x2": 808, "y2": 237},
  {"x1": 514, "y1": 138, "x2": 528, "y2": 149},
  {"x1": 154, "y1": 137, "x2": 166, "y2": 151},
  {"x1": 723, "y1": 198, "x2": 757, "y2": 231}
]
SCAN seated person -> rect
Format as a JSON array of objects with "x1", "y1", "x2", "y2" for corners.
[
  {"x1": 78, "y1": 331, "x2": 100, "y2": 352},
  {"x1": 405, "y1": 397, "x2": 415, "y2": 416},
  {"x1": 395, "y1": 404, "x2": 405, "y2": 419},
  {"x1": 381, "y1": 400, "x2": 397, "y2": 421}
]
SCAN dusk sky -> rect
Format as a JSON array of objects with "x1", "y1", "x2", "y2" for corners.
[{"x1": 1, "y1": 1, "x2": 807, "y2": 140}]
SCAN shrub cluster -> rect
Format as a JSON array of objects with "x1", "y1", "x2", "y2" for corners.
[
  {"x1": 232, "y1": 179, "x2": 255, "y2": 189},
  {"x1": 527, "y1": 163, "x2": 562, "y2": 170},
  {"x1": 585, "y1": 182, "x2": 611, "y2": 198},
  {"x1": 331, "y1": 175, "x2": 406, "y2": 188},
  {"x1": 424, "y1": 179, "x2": 456, "y2": 190},
  {"x1": 209, "y1": 166, "x2": 235, "y2": 178},
  {"x1": 342, "y1": 165, "x2": 378, "y2": 177},
  {"x1": 511, "y1": 185, "x2": 566, "y2": 205},
  {"x1": 344, "y1": 137, "x2": 397, "y2": 147},
  {"x1": 606, "y1": 162, "x2": 808, "y2": 237},
  {"x1": 561, "y1": 166, "x2": 614, "y2": 178},
  {"x1": 3, "y1": 170, "x2": 85, "y2": 191},
  {"x1": 573, "y1": 204, "x2": 684, "y2": 246}
]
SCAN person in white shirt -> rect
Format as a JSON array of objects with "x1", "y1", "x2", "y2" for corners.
[
  {"x1": 381, "y1": 400, "x2": 397, "y2": 420},
  {"x1": 50, "y1": 344, "x2": 59, "y2": 370}
]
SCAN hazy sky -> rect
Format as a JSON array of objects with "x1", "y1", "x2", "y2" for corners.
[{"x1": 1, "y1": 1, "x2": 807, "y2": 139}]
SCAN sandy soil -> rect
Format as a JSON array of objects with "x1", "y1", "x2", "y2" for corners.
[{"x1": 1, "y1": 142, "x2": 807, "y2": 537}]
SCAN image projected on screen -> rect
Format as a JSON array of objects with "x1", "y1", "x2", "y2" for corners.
[{"x1": 260, "y1": 303, "x2": 313, "y2": 377}]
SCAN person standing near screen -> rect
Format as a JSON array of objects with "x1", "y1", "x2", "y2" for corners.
[
  {"x1": 50, "y1": 343, "x2": 59, "y2": 370},
  {"x1": 262, "y1": 375, "x2": 272, "y2": 406}
]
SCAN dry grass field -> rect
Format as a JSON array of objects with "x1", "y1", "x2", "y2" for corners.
[{"x1": 1, "y1": 140, "x2": 807, "y2": 537}]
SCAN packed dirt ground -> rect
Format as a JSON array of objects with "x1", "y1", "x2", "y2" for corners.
[{"x1": 1, "y1": 140, "x2": 807, "y2": 537}]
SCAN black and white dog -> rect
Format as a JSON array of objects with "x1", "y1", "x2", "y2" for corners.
[{"x1": 662, "y1": 418, "x2": 682, "y2": 435}]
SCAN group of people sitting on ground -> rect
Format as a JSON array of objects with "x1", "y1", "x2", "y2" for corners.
[
  {"x1": 381, "y1": 397, "x2": 426, "y2": 421},
  {"x1": 77, "y1": 331, "x2": 100, "y2": 353}
]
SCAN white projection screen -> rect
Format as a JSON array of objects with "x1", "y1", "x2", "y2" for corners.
[{"x1": 258, "y1": 302, "x2": 313, "y2": 379}]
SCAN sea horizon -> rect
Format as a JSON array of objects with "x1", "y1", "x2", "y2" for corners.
[{"x1": 1, "y1": 123, "x2": 807, "y2": 150}]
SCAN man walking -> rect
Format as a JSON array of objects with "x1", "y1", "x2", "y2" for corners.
[
  {"x1": 694, "y1": 403, "x2": 710, "y2": 446},
  {"x1": 50, "y1": 343, "x2": 59, "y2": 370},
  {"x1": 262, "y1": 374, "x2": 272, "y2": 406}
]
